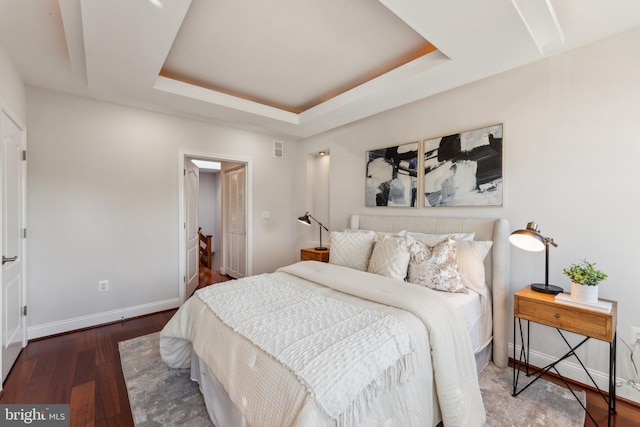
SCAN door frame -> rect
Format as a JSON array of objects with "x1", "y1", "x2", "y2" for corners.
[
  {"x1": 177, "y1": 150, "x2": 252, "y2": 303},
  {"x1": 0, "y1": 101, "x2": 28, "y2": 387}
]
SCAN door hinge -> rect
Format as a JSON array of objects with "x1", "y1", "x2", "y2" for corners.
[
  {"x1": 22, "y1": 150, "x2": 27, "y2": 161},
  {"x1": 183, "y1": 168, "x2": 186, "y2": 176},
  {"x1": 183, "y1": 276, "x2": 186, "y2": 283},
  {"x1": 22, "y1": 306, "x2": 27, "y2": 316},
  {"x1": 23, "y1": 228, "x2": 27, "y2": 238}
]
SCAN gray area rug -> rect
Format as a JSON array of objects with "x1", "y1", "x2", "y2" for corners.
[
  {"x1": 119, "y1": 332, "x2": 586, "y2": 426},
  {"x1": 119, "y1": 332, "x2": 213, "y2": 426},
  {"x1": 480, "y1": 362, "x2": 586, "y2": 427}
]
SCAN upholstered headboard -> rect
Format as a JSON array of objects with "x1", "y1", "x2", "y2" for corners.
[{"x1": 350, "y1": 214, "x2": 510, "y2": 368}]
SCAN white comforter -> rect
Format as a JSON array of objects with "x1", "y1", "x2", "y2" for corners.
[
  {"x1": 160, "y1": 261, "x2": 486, "y2": 427},
  {"x1": 195, "y1": 273, "x2": 414, "y2": 423}
]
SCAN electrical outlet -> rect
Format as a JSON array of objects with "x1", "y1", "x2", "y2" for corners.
[
  {"x1": 98, "y1": 280, "x2": 109, "y2": 292},
  {"x1": 632, "y1": 326, "x2": 640, "y2": 345}
]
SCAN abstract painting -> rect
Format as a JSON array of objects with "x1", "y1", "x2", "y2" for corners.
[
  {"x1": 423, "y1": 124, "x2": 502, "y2": 207},
  {"x1": 366, "y1": 142, "x2": 418, "y2": 207}
]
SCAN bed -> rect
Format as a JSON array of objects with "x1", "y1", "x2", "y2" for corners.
[{"x1": 160, "y1": 214, "x2": 510, "y2": 427}]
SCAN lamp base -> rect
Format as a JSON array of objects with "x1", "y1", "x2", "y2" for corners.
[
  {"x1": 531, "y1": 283, "x2": 564, "y2": 294},
  {"x1": 315, "y1": 247, "x2": 328, "y2": 251}
]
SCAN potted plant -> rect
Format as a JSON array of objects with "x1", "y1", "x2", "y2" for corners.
[{"x1": 562, "y1": 258, "x2": 607, "y2": 303}]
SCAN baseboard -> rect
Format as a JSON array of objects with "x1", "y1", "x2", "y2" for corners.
[
  {"x1": 509, "y1": 343, "x2": 640, "y2": 404},
  {"x1": 27, "y1": 298, "x2": 181, "y2": 340}
]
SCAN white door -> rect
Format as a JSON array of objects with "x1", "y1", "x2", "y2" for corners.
[
  {"x1": 1, "y1": 107, "x2": 26, "y2": 383},
  {"x1": 184, "y1": 160, "x2": 199, "y2": 298},
  {"x1": 224, "y1": 166, "x2": 246, "y2": 279}
]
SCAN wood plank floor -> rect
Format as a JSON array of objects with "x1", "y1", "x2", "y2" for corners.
[
  {"x1": 1, "y1": 267, "x2": 638, "y2": 426},
  {"x1": 511, "y1": 361, "x2": 640, "y2": 426}
]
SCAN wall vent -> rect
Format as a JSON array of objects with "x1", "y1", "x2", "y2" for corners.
[{"x1": 273, "y1": 140, "x2": 284, "y2": 158}]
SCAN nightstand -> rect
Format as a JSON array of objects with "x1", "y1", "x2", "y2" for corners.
[
  {"x1": 300, "y1": 247, "x2": 329, "y2": 263},
  {"x1": 513, "y1": 286, "x2": 617, "y2": 426}
]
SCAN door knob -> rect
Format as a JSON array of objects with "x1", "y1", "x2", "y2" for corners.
[{"x1": 2, "y1": 256, "x2": 17, "y2": 265}]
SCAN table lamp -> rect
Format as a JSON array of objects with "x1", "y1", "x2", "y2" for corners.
[
  {"x1": 297, "y1": 212, "x2": 329, "y2": 251},
  {"x1": 509, "y1": 221, "x2": 563, "y2": 294}
]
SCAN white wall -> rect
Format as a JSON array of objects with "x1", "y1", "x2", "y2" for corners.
[
  {"x1": 198, "y1": 171, "x2": 218, "y2": 251},
  {"x1": 197, "y1": 170, "x2": 220, "y2": 269},
  {"x1": 26, "y1": 87, "x2": 299, "y2": 338},
  {"x1": 297, "y1": 153, "x2": 331, "y2": 250},
  {"x1": 0, "y1": 43, "x2": 25, "y2": 124},
  {"x1": 299, "y1": 28, "x2": 640, "y2": 402}
]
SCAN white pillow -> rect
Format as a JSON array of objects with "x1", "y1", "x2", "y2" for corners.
[
  {"x1": 374, "y1": 230, "x2": 407, "y2": 242},
  {"x1": 456, "y1": 240, "x2": 493, "y2": 294},
  {"x1": 367, "y1": 235, "x2": 411, "y2": 281},
  {"x1": 407, "y1": 232, "x2": 475, "y2": 245},
  {"x1": 407, "y1": 235, "x2": 466, "y2": 293},
  {"x1": 329, "y1": 230, "x2": 376, "y2": 271}
]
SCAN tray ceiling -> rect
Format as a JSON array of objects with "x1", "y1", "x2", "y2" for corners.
[
  {"x1": 1, "y1": 0, "x2": 640, "y2": 138},
  {"x1": 161, "y1": 0, "x2": 437, "y2": 113}
]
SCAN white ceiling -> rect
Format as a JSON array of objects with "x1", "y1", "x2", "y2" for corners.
[
  {"x1": 1, "y1": 0, "x2": 640, "y2": 139},
  {"x1": 161, "y1": 0, "x2": 435, "y2": 114}
]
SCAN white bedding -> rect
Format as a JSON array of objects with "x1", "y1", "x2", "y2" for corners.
[
  {"x1": 437, "y1": 286, "x2": 492, "y2": 355},
  {"x1": 160, "y1": 261, "x2": 486, "y2": 427},
  {"x1": 195, "y1": 273, "x2": 414, "y2": 422}
]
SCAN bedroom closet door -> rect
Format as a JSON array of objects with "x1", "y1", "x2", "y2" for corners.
[
  {"x1": 184, "y1": 160, "x2": 200, "y2": 298},
  {"x1": 224, "y1": 166, "x2": 246, "y2": 279},
  {"x1": 1, "y1": 106, "x2": 26, "y2": 384}
]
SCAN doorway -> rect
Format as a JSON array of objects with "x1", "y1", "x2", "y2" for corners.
[{"x1": 178, "y1": 151, "x2": 251, "y2": 303}]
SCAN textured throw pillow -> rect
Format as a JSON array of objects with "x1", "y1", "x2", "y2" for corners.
[
  {"x1": 367, "y1": 235, "x2": 411, "y2": 281},
  {"x1": 407, "y1": 235, "x2": 466, "y2": 293},
  {"x1": 407, "y1": 232, "x2": 475, "y2": 245},
  {"x1": 328, "y1": 230, "x2": 376, "y2": 271},
  {"x1": 374, "y1": 230, "x2": 407, "y2": 242},
  {"x1": 456, "y1": 240, "x2": 493, "y2": 294}
]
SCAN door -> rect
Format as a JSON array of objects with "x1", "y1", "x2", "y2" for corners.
[
  {"x1": 184, "y1": 160, "x2": 199, "y2": 297},
  {"x1": 224, "y1": 166, "x2": 246, "y2": 279},
  {"x1": 1, "y1": 107, "x2": 26, "y2": 383}
]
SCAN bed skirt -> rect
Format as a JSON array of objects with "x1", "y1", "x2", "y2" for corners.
[{"x1": 189, "y1": 344, "x2": 491, "y2": 427}]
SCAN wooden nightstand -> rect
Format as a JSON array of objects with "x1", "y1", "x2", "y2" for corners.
[
  {"x1": 513, "y1": 286, "x2": 617, "y2": 426},
  {"x1": 300, "y1": 247, "x2": 329, "y2": 263}
]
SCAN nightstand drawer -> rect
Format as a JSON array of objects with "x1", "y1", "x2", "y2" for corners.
[
  {"x1": 514, "y1": 286, "x2": 616, "y2": 342},
  {"x1": 300, "y1": 248, "x2": 329, "y2": 263},
  {"x1": 516, "y1": 299, "x2": 609, "y2": 340}
]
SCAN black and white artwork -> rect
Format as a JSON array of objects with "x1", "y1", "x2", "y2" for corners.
[
  {"x1": 366, "y1": 142, "x2": 418, "y2": 207},
  {"x1": 423, "y1": 124, "x2": 502, "y2": 207}
]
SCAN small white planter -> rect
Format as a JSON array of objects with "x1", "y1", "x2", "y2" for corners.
[{"x1": 570, "y1": 282, "x2": 599, "y2": 304}]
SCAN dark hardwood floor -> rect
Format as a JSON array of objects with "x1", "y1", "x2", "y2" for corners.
[
  {"x1": 510, "y1": 361, "x2": 640, "y2": 426},
  {"x1": 0, "y1": 266, "x2": 230, "y2": 427},
  {"x1": 1, "y1": 266, "x2": 637, "y2": 426}
]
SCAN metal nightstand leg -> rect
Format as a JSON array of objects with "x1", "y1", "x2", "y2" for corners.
[{"x1": 512, "y1": 318, "x2": 617, "y2": 427}]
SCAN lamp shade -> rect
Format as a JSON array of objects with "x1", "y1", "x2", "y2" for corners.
[
  {"x1": 509, "y1": 231, "x2": 545, "y2": 251},
  {"x1": 509, "y1": 221, "x2": 562, "y2": 294},
  {"x1": 297, "y1": 213, "x2": 312, "y2": 226}
]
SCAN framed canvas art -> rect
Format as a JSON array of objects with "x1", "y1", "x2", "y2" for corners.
[
  {"x1": 366, "y1": 142, "x2": 418, "y2": 207},
  {"x1": 423, "y1": 124, "x2": 502, "y2": 207}
]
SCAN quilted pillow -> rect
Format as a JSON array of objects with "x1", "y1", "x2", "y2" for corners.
[
  {"x1": 457, "y1": 240, "x2": 493, "y2": 294},
  {"x1": 407, "y1": 231, "x2": 475, "y2": 245},
  {"x1": 374, "y1": 230, "x2": 407, "y2": 242},
  {"x1": 407, "y1": 235, "x2": 466, "y2": 293},
  {"x1": 367, "y1": 235, "x2": 411, "y2": 281},
  {"x1": 329, "y1": 230, "x2": 376, "y2": 271}
]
